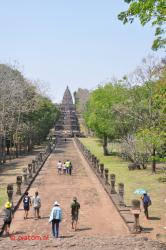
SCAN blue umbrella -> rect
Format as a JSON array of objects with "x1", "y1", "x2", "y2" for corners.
[{"x1": 134, "y1": 188, "x2": 147, "y2": 195}]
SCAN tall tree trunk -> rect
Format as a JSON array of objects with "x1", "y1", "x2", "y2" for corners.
[
  {"x1": 103, "y1": 134, "x2": 109, "y2": 156},
  {"x1": 15, "y1": 143, "x2": 18, "y2": 158},
  {"x1": 152, "y1": 146, "x2": 156, "y2": 174},
  {"x1": 27, "y1": 137, "x2": 33, "y2": 152}
]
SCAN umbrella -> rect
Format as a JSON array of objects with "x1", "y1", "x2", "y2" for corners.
[{"x1": 134, "y1": 188, "x2": 147, "y2": 195}]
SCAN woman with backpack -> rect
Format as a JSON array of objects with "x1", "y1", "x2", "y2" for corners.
[
  {"x1": 3, "y1": 201, "x2": 13, "y2": 236},
  {"x1": 49, "y1": 201, "x2": 62, "y2": 238}
]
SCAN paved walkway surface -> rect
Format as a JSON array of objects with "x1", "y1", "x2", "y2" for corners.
[{"x1": 0, "y1": 139, "x2": 165, "y2": 249}]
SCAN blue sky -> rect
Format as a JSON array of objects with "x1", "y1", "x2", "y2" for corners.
[{"x1": 0, "y1": 0, "x2": 165, "y2": 102}]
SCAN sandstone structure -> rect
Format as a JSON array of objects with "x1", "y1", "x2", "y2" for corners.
[{"x1": 55, "y1": 86, "x2": 79, "y2": 137}]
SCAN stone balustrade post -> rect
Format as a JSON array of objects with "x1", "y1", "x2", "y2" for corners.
[
  {"x1": 100, "y1": 163, "x2": 104, "y2": 177},
  {"x1": 22, "y1": 167, "x2": 28, "y2": 185},
  {"x1": 16, "y1": 176, "x2": 22, "y2": 195},
  {"x1": 110, "y1": 174, "x2": 116, "y2": 194},
  {"x1": 93, "y1": 156, "x2": 97, "y2": 168},
  {"x1": 104, "y1": 168, "x2": 109, "y2": 184},
  {"x1": 7, "y1": 184, "x2": 13, "y2": 202},
  {"x1": 91, "y1": 155, "x2": 94, "y2": 166},
  {"x1": 118, "y1": 183, "x2": 125, "y2": 206},
  {"x1": 28, "y1": 163, "x2": 33, "y2": 179},
  {"x1": 131, "y1": 199, "x2": 142, "y2": 233},
  {"x1": 96, "y1": 160, "x2": 100, "y2": 172},
  {"x1": 39, "y1": 152, "x2": 43, "y2": 162},
  {"x1": 96, "y1": 159, "x2": 99, "y2": 169}
]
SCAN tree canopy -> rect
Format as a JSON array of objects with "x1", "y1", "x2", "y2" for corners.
[
  {"x1": 84, "y1": 56, "x2": 166, "y2": 172},
  {"x1": 118, "y1": 0, "x2": 166, "y2": 50},
  {"x1": 0, "y1": 63, "x2": 59, "y2": 161}
]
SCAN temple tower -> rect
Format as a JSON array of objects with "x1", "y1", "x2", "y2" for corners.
[{"x1": 55, "y1": 87, "x2": 79, "y2": 137}]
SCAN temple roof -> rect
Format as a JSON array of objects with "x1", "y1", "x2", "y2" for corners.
[{"x1": 62, "y1": 86, "x2": 73, "y2": 105}]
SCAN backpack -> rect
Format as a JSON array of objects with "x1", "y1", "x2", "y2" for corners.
[
  {"x1": 143, "y1": 195, "x2": 151, "y2": 205},
  {"x1": 4, "y1": 208, "x2": 12, "y2": 223},
  {"x1": 71, "y1": 201, "x2": 80, "y2": 215}
]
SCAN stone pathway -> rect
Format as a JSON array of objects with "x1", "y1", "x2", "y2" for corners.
[{"x1": 0, "y1": 139, "x2": 165, "y2": 249}]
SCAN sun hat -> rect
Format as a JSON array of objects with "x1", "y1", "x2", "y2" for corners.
[
  {"x1": 73, "y1": 197, "x2": 77, "y2": 201},
  {"x1": 54, "y1": 201, "x2": 60, "y2": 206},
  {"x1": 5, "y1": 201, "x2": 12, "y2": 209}
]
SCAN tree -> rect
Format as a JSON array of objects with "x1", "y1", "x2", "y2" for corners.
[
  {"x1": 84, "y1": 84, "x2": 129, "y2": 155},
  {"x1": 118, "y1": 0, "x2": 166, "y2": 50},
  {"x1": 0, "y1": 63, "x2": 59, "y2": 162}
]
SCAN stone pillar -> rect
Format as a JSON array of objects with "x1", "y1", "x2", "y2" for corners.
[
  {"x1": 39, "y1": 152, "x2": 43, "y2": 162},
  {"x1": 28, "y1": 163, "x2": 33, "y2": 179},
  {"x1": 93, "y1": 156, "x2": 97, "y2": 168},
  {"x1": 47, "y1": 143, "x2": 51, "y2": 153},
  {"x1": 96, "y1": 159, "x2": 99, "y2": 168},
  {"x1": 131, "y1": 200, "x2": 142, "y2": 233},
  {"x1": 118, "y1": 183, "x2": 125, "y2": 206},
  {"x1": 110, "y1": 174, "x2": 116, "y2": 194},
  {"x1": 104, "y1": 168, "x2": 109, "y2": 184},
  {"x1": 7, "y1": 184, "x2": 13, "y2": 202},
  {"x1": 100, "y1": 163, "x2": 104, "y2": 177},
  {"x1": 87, "y1": 151, "x2": 91, "y2": 162},
  {"x1": 32, "y1": 160, "x2": 36, "y2": 174},
  {"x1": 91, "y1": 155, "x2": 95, "y2": 166},
  {"x1": 23, "y1": 167, "x2": 28, "y2": 185},
  {"x1": 16, "y1": 176, "x2": 22, "y2": 195},
  {"x1": 96, "y1": 159, "x2": 100, "y2": 172}
]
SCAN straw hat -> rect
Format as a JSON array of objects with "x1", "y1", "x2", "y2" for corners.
[
  {"x1": 54, "y1": 201, "x2": 60, "y2": 206},
  {"x1": 5, "y1": 201, "x2": 12, "y2": 209}
]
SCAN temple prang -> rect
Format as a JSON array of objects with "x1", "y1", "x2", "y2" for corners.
[{"x1": 55, "y1": 86, "x2": 80, "y2": 137}]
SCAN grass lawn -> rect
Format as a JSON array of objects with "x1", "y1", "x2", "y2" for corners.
[{"x1": 80, "y1": 137, "x2": 166, "y2": 220}]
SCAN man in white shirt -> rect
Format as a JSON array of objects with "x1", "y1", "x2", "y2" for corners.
[{"x1": 57, "y1": 161, "x2": 62, "y2": 175}]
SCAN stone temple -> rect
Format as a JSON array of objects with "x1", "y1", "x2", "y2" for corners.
[{"x1": 55, "y1": 86, "x2": 80, "y2": 137}]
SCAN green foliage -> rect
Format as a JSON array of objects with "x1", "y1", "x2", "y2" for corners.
[
  {"x1": 118, "y1": 0, "x2": 166, "y2": 50},
  {"x1": 84, "y1": 83, "x2": 129, "y2": 139},
  {"x1": 0, "y1": 63, "x2": 59, "y2": 154},
  {"x1": 23, "y1": 95, "x2": 59, "y2": 143},
  {"x1": 84, "y1": 60, "x2": 166, "y2": 168}
]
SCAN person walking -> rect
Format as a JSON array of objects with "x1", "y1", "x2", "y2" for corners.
[
  {"x1": 69, "y1": 162, "x2": 73, "y2": 175},
  {"x1": 32, "y1": 191, "x2": 41, "y2": 219},
  {"x1": 3, "y1": 201, "x2": 13, "y2": 236},
  {"x1": 65, "y1": 160, "x2": 70, "y2": 174},
  {"x1": 71, "y1": 197, "x2": 80, "y2": 231},
  {"x1": 62, "y1": 162, "x2": 66, "y2": 174},
  {"x1": 23, "y1": 191, "x2": 31, "y2": 219},
  {"x1": 141, "y1": 192, "x2": 151, "y2": 219},
  {"x1": 57, "y1": 161, "x2": 62, "y2": 175},
  {"x1": 49, "y1": 201, "x2": 62, "y2": 238}
]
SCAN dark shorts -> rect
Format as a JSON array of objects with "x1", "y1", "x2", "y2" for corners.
[
  {"x1": 72, "y1": 214, "x2": 78, "y2": 222},
  {"x1": 4, "y1": 220, "x2": 12, "y2": 226},
  {"x1": 24, "y1": 206, "x2": 30, "y2": 211}
]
